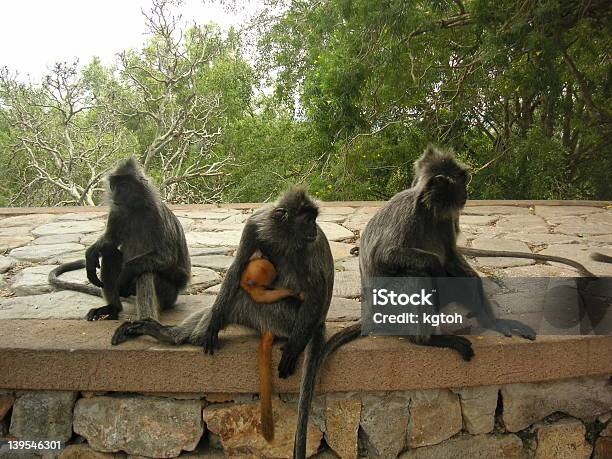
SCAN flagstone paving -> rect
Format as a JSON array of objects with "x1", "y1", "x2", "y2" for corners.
[{"x1": 0, "y1": 202, "x2": 610, "y2": 322}]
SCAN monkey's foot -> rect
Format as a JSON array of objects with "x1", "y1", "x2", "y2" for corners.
[
  {"x1": 111, "y1": 319, "x2": 158, "y2": 345},
  {"x1": 494, "y1": 319, "x2": 536, "y2": 341},
  {"x1": 278, "y1": 344, "x2": 299, "y2": 378},
  {"x1": 86, "y1": 305, "x2": 119, "y2": 321},
  {"x1": 202, "y1": 328, "x2": 220, "y2": 355}
]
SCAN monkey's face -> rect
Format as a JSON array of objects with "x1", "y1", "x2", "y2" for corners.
[
  {"x1": 272, "y1": 205, "x2": 319, "y2": 244},
  {"x1": 421, "y1": 162, "x2": 469, "y2": 214},
  {"x1": 109, "y1": 175, "x2": 146, "y2": 208}
]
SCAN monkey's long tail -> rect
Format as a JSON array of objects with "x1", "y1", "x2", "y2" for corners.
[
  {"x1": 259, "y1": 330, "x2": 275, "y2": 442},
  {"x1": 460, "y1": 247, "x2": 596, "y2": 278},
  {"x1": 293, "y1": 322, "x2": 362, "y2": 459},
  {"x1": 591, "y1": 252, "x2": 612, "y2": 264},
  {"x1": 48, "y1": 260, "x2": 102, "y2": 297}
]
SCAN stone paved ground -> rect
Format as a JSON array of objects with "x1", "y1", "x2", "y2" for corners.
[{"x1": 0, "y1": 203, "x2": 611, "y2": 326}]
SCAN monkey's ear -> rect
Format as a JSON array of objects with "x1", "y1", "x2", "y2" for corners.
[{"x1": 423, "y1": 145, "x2": 439, "y2": 159}]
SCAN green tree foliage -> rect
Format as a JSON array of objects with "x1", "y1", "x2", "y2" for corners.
[
  {"x1": 0, "y1": 0, "x2": 610, "y2": 205},
  {"x1": 256, "y1": 0, "x2": 612, "y2": 200}
]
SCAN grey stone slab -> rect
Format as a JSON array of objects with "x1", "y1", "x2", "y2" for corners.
[
  {"x1": 317, "y1": 214, "x2": 347, "y2": 223},
  {"x1": 344, "y1": 210, "x2": 375, "y2": 232},
  {"x1": 504, "y1": 232, "x2": 579, "y2": 245},
  {"x1": 471, "y1": 238, "x2": 536, "y2": 268},
  {"x1": 47, "y1": 251, "x2": 86, "y2": 264},
  {"x1": 191, "y1": 255, "x2": 234, "y2": 271},
  {"x1": 555, "y1": 221, "x2": 612, "y2": 236},
  {"x1": 80, "y1": 232, "x2": 103, "y2": 246},
  {"x1": 11, "y1": 265, "x2": 89, "y2": 296},
  {"x1": 328, "y1": 297, "x2": 361, "y2": 322},
  {"x1": 540, "y1": 245, "x2": 612, "y2": 276},
  {"x1": 221, "y1": 213, "x2": 249, "y2": 223},
  {"x1": 0, "y1": 256, "x2": 15, "y2": 274},
  {"x1": 191, "y1": 220, "x2": 246, "y2": 232},
  {"x1": 32, "y1": 220, "x2": 105, "y2": 236},
  {"x1": 0, "y1": 291, "x2": 102, "y2": 319},
  {"x1": 9, "y1": 243, "x2": 85, "y2": 262},
  {"x1": 535, "y1": 205, "x2": 604, "y2": 218},
  {"x1": 0, "y1": 214, "x2": 58, "y2": 228},
  {"x1": 204, "y1": 283, "x2": 222, "y2": 295},
  {"x1": 188, "y1": 267, "x2": 221, "y2": 291},
  {"x1": 586, "y1": 211, "x2": 612, "y2": 226},
  {"x1": 177, "y1": 217, "x2": 195, "y2": 231},
  {"x1": 175, "y1": 209, "x2": 240, "y2": 220},
  {"x1": 32, "y1": 233, "x2": 82, "y2": 245},
  {"x1": 586, "y1": 234, "x2": 612, "y2": 244},
  {"x1": 319, "y1": 206, "x2": 357, "y2": 215},
  {"x1": 329, "y1": 241, "x2": 355, "y2": 261},
  {"x1": 462, "y1": 205, "x2": 530, "y2": 215},
  {"x1": 332, "y1": 270, "x2": 361, "y2": 298},
  {"x1": 496, "y1": 264, "x2": 576, "y2": 277},
  {"x1": 337, "y1": 256, "x2": 359, "y2": 272},
  {"x1": 546, "y1": 215, "x2": 583, "y2": 225},
  {"x1": 460, "y1": 215, "x2": 498, "y2": 226},
  {"x1": 56, "y1": 212, "x2": 107, "y2": 220},
  {"x1": 188, "y1": 246, "x2": 233, "y2": 256},
  {"x1": 0, "y1": 226, "x2": 32, "y2": 237},
  {"x1": 186, "y1": 231, "x2": 242, "y2": 247},
  {"x1": 319, "y1": 221, "x2": 355, "y2": 241},
  {"x1": 495, "y1": 214, "x2": 548, "y2": 233},
  {"x1": 0, "y1": 236, "x2": 33, "y2": 251}
]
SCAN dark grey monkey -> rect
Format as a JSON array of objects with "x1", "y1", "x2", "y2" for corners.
[
  {"x1": 48, "y1": 157, "x2": 191, "y2": 322},
  {"x1": 111, "y1": 188, "x2": 335, "y2": 458},
  {"x1": 294, "y1": 149, "x2": 609, "y2": 458},
  {"x1": 359, "y1": 146, "x2": 538, "y2": 353}
]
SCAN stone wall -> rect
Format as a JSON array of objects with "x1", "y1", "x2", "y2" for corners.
[{"x1": 0, "y1": 375, "x2": 610, "y2": 459}]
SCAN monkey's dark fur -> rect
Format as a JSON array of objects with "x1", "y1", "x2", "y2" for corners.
[
  {"x1": 111, "y1": 188, "x2": 334, "y2": 458},
  {"x1": 591, "y1": 252, "x2": 612, "y2": 264},
  {"x1": 48, "y1": 157, "x2": 191, "y2": 322},
  {"x1": 357, "y1": 146, "x2": 535, "y2": 350}
]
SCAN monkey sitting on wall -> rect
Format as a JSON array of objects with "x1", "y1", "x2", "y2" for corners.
[
  {"x1": 111, "y1": 187, "x2": 334, "y2": 453},
  {"x1": 48, "y1": 157, "x2": 191, "y2": 323}
]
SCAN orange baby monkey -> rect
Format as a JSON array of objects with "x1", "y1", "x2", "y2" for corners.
[
  {"x1": 240, "y1": 253, "x2": 304, "y2": 303},
  {"x1": 241, "y1": 252, "x2": 303, "y2": 443}
]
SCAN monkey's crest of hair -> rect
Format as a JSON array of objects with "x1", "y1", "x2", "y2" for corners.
[
  {"x1": 414, "y1": 145, "x2": 466, "y2": 174},
  {"x1": 276, "y1": 185, "x2": 319, "y2": 215},
  {"x1": 256, "y1": 186, "x2": 320, "y2": 249},
  {"x1": 106, "y1": 156, "x2": 161, "y2": 208},
  {"x1": 413, "y1": 145, "x2": 469, "y2": 218}
]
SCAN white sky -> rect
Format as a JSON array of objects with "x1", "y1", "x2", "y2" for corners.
[{"x1": 0, "y1": 0, "x2": 260, "y2": 80}]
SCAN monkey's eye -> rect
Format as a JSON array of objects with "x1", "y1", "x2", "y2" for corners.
[{"x1": 273, "y1": 208, "x2": 287, "y2": 220}]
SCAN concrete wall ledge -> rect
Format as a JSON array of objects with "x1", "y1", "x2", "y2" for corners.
[{"x1": 0, "y1": 319, "x2": 610, "y2": 394}]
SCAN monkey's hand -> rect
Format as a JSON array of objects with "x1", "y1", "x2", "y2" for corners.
[
  {"x1": 86, "y1": 305, "x2": 119, "y2": 321},
  {"x1": 202, "y1": 318, "x2": 222, "y2": 355},
  {"x1": 494, "y1": 319, "x2": 536, "y2": 341},
  {"x1": 278, "y1": 343, "x2": 300, "y2": 378},
  {"x1": 85, "y1": 250, "x2": 103, "y2": 287}
]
